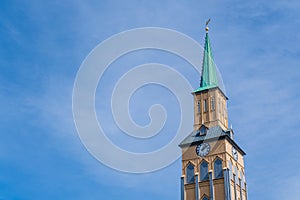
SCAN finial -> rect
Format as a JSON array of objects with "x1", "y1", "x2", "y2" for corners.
[{"x1": 205, "y1": 18, "x2": 211, "y2": 32}]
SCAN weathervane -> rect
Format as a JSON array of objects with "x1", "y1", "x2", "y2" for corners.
[{"x1": 205, "y1": 18, "x2": 211, "y2": 32}]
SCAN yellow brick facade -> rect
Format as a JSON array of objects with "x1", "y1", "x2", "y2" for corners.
[{"x1": 180, "y1": 88, "x2": 247, "y2": 200}]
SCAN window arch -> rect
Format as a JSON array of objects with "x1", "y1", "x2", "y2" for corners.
[
  {"x1": 200, "y1": 160, "x2": 209, "y2": 181},
  {"x1": 186, "y1": 163, "x2": 195, "y2": 183},
  {"x1": 199, "y1": 125, "x2": 207, "y2": 136},
  {"x1": 214, "y1": 158, "x2": 223, "y2": 178},
  {"x1": 202, "y1": 196, "x2": 209, "y2": 200}
]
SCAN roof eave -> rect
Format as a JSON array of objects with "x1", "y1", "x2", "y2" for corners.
[
  {"x1": 192, "y1": 86, "x2": 228, "y2": 100},
  {"x1": 179, "y1": 134, "x2": 246, "y2": 156}
]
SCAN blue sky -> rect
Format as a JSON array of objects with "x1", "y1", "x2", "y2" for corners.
[{"x1": 1, "y1": 0, "x2": 300, "y2": 199}]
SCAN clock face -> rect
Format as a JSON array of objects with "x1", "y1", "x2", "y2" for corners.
[
  {"x1": 196, "y1": 143, "x2": 210, "y2": 157},
  {"x1": 232, "y1": 147, "x2": 238, "y2": 161}
]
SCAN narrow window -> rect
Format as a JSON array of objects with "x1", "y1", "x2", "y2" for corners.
[
  {"x1": 228, "y1": 160, "x2": 233, "y2": 179},
  {"x1": 186, "y1": 163, "x2": 195, "y2": 183},
  {"x1": 239, "y1": 178, "x2": 243, "y2": 200},
  {"x1": 240, "y1": 171, "x2": 244, "y2": 188},
  {"x1": 211, "y1": 97, "x2": 215, "y2": 111},
  {"x1": 203, "y1": 99, "x2": 208, "y2": 112},
  {"x1": 233, "y1": 174, "x2": 237, "y2": 200},
  {"x1": 214, "y1": 158, "x2": 223, "y2": 178},
  {"x1": 200, "y1": 161, "x2": 209, "y2": 181},
  {"x1": 218, "y1": 99, "x2": 221, "y2": 113},
  {"x1": 197, "y1": 101, "x2": 201, "y2": 113},
  {"x1": 202, "y1": 196, "x2": 209, "y2": 200}
]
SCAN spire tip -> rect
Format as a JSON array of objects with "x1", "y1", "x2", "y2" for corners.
[{"x1": 205, "y1": 19, "x2": 211, "y2": 33}]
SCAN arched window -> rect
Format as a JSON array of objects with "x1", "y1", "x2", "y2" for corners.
[
  {"x1": 203, "y1": 99, "x2": 208, "y2": 112},
  {"x1": 197, "y1": 101, "x2": 201, "y2": 113},
  {"x1": 186, "y1": 163, "x2": 195, "y2": 183},
  {"x1": 200, "y1": 161, "x2": 209, "y2": 181},
  {"x1": 202, "y1": 196, "x2": 209, "y2": 200},
  {"x1": 214, "y1": 158, "x2": 223, "y2": 178}
]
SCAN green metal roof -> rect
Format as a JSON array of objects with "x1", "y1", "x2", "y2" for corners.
[
  {"x1": 193, "y1": 84, "x2": 218, "y2": 93},
  {"x1": 194, "y1": 32, "x2": 224, "y2": 94}
]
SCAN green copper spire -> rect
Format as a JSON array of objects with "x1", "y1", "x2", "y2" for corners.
[
  {"x1": 200, "y1": 32, "x2": 218, "y2": 87},
  {"x1": 194, "y1": 23, "x2": 222, "y2": 93}
]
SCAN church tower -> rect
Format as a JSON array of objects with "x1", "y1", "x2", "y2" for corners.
[{"x1": 179, "y1": 23, "x2": 248, "y2": 200}]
